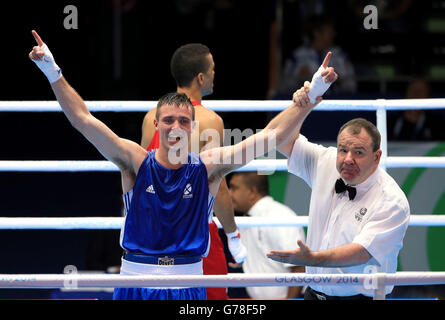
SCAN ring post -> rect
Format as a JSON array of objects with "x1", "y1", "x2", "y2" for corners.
[
  {"x1": 376, "y1": 99, "x2": 388, "y2": 171},
  {"x1": 373, "y1": 273, "x2": 387, "y2": 300}
]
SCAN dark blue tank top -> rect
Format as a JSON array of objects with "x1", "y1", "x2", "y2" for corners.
[{"x1": 120, "y1": 151, "x2": 214, "y2": 257}]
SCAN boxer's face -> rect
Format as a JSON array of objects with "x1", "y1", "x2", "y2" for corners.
[
  {"x1": 201, "y1": 53, "x2": 215, "y2": 97},
  {"x1": 155, "y1": 103, "x2": 194, "y2": 153},
  {"x1": 336, "y1": 128, "x2": 381, "y2": 185}
]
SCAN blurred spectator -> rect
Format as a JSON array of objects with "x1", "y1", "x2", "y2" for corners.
[
  {"x1": 295, "y1": 0, "x2": 330, "y2": 21},
  {"x1": 388, "y1": 79, "x2": 445, "y2": 141},
  {"x1": 228, "y1": 172, "x2": 306, "y2": 299},
  {"x1": 274, "y1": 14, "x2": 357, "y2": 99}
]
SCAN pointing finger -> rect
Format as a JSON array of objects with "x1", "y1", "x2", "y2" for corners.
[
  {"x1": 321, "y1": 68, "x2": 337, "y2": 83},
  {"x1": 29, "y1": 50, "x2": 42, "y2": 61},
  {"x1": 32, "y1": 30, "x2": 44, "y2": 47},
  {"x1": 30, "y1": 47, "x2": 45, "y2": 60},
  {"x1": 322, "y1": 51, "x2": 332, "y2": 69}
]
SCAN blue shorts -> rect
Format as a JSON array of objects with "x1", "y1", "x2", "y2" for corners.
[{"x1": 113, "y1": 287, "x2": 206, "y2": 300}]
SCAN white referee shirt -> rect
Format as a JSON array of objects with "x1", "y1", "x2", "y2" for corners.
[
  {"x1": 288, "y1": 135, "x2": 410, "y2": 297},
  {"x1": 241, "y1": 196, "x2": 306, "y2": 299}
]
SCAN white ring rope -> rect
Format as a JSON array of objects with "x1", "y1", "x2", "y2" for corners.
[
  {"x1": 0, "y1": 160, "x2": 288, "y2": 172},
  {"x1": 0, "y1": 101, "x2": 443, "y2": 230},
  {"x1": 0, "y1": 157, "x2": 444, "y2": 172},
  {"x1": 1, "y1": 99, "x2": 445, "y2": 112},
  {"x1": 0, "y1": 272, "x2": 444, "y2": 289},
  {"x1": 0, "y1": 215, "x2": 444, "y2": 230},
  {"x1": 1, "y1": 100, "x2": 444, "y2": 300}
]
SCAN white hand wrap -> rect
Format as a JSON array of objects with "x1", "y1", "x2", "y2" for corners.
[
  {"x1": 32, "y1": 43, "x2": 62, "y2": 84},
  {"x1": 307, "y1": 65, "x2": 332, "y2": 104},
  {"x1": 226, "y1": 230, "x2": 247, "y2": 263}
]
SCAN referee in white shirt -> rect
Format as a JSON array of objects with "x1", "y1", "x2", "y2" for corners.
[{"x1": 267, "y1": 84, "x2": 410, "y2": 300}]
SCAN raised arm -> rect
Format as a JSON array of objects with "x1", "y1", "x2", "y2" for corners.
[
  {"x1": 200, "y1": 116, "x2": 238, "y2": 232},
  {"x1": 202, "y1": 52, "x2": 338, "y2": 195},
  {"x1": 269, "y1": 52, "x2": 337, "y2": 157},
  {"x1": 29, "y1": 30, "x2": 146, "y2": 174},
  {"x1": 201, "y1": 128, "x2": 273, "y2": 198}
]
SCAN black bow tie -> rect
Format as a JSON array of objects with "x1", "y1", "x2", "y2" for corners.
[{"x1": 335, "y1": 179, "x2": 357, "y2": 200}]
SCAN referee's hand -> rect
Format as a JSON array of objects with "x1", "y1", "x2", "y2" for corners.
[{"x1": 266, "y1": 240, "x2": 312, "y2": 266}]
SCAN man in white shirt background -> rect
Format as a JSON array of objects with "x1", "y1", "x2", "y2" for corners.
[
  {"x1": 267, "y1": 83, "x2": 410, "y2": 300},
  {"x1": 228, "y1": 172, "x2": 306, "y2": 299}
]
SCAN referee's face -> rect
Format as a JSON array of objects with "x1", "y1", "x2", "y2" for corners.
[{"x1": 336, "y1": 128, "x2": 382, "y2": 185}]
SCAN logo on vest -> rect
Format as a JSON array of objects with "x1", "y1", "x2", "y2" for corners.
[
  {"x1": 158, "y1": 256, "x2": 174, "y2": 265},
  {"x1": 355, "y1": 207, "x2": 367, "y2": 222},
  {"x1": 146, "y1": 185, "x2": 155, "y2": 194},
  {"x1": 183, "y1": 183, "x2": 193, "y2": 198}
]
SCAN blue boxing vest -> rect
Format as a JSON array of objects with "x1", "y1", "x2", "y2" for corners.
[{"x1": 120, "y1": 151, "x2": 214, "y2": 257}]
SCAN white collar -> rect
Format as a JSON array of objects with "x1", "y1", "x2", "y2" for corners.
[{"x1": 354, "y1": 167, "x2": 380, "y2": 192}]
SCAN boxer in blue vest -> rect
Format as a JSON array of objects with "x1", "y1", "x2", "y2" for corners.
[{"x1": 29, "y1": 30, "x2": 337, "y2": 299}]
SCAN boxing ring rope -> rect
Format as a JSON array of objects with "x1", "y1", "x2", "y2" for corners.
[
  {"x1": 1, "y1": 272, "x2": 444, "y2": 288},
  {"x1": 2, "y1": 99, "x2": 444, "y2": 172},
  {"x1": 2, "y1": 98, "x2": 445, "y2": 112},
  {"x1": 0, "y1": 272, "x2": 444, "y2": 300},
  {"x1": 0, "y1": 215, "x2": 444, "y2": 230},
  {"x1": 1, "y1": 98, "x2": 445, "y2": 300},
  {"x1": 0, "y1": 157, "x2": 444, "y2": 172}
]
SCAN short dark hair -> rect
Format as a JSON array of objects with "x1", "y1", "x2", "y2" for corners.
[
  {"x1": 305, "y1": 14, "x2": 335, "y2": 41},
  {"x1": 338, "y1": 118, "x2": 381, "y2": 152},
  {"x1": 234, "y1": 172, "x2": 270, "y2": 196},
  {"x1": 155, "y1": 92, "x2": 195, "y2": 121},
  {"x1": 170, "y1": 43, "x2": 211, "y2": 88}
]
